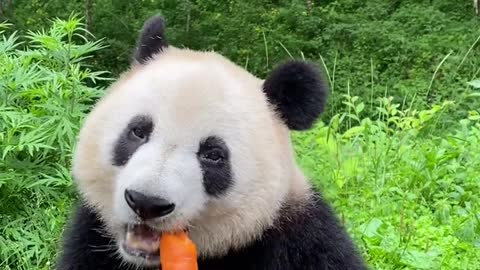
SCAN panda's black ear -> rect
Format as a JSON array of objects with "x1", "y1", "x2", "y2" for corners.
[
  {"x1": 263, "y1": 60, "x2": 328, "y2": 130},
  {"x1": 133, "y1": 15, "x2": 168, "y2": 64}
]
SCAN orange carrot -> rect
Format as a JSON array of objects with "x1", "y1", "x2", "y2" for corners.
[{"x1": 160, "y1": 231, "x2": 198, "y2": 270}]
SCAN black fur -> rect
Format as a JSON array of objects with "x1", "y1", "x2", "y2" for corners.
[
  {"x1": 263, "y1": 60, "x2": 328, "y2": 130},
  {"x1": 56, "y1": 192, "x2": 367, "y2": 270},
  {"x1": 197, "y1": 136, "x2": 232, "y2": 197},
  {"x1": 112, "y1": 115, "x2": 153, "y2": 166},
  {"x1": 133, "y1": 15, "x2": 168, "y2": 64},
  {"x1": 56, "y1": 202, "x2": 125, "y2": 270}
]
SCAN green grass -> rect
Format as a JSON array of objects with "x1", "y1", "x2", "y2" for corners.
[{"x1": 1, "y1": 14, "x2": 479, "y2": 270}]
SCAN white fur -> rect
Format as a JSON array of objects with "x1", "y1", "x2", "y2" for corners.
[{"x1": 73, "y1": 47, "x2": 311, "y2": 266}]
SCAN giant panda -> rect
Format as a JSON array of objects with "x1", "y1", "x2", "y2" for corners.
[{"x1": 56, "y1": 16, "x2": 367, "y2": 270}]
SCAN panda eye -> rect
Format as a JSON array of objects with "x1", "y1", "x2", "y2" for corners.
[
  {"x1": 131, "y1": 127, "x2": 147, "y2": 140},
  {"x1": 198, "y1": 136, "x2": 229, "y2": 164},
  {"x1": 202, "y1": 149, "x2": 224, "y2": 162}
]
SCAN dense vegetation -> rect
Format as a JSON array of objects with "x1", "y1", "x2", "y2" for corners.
[{"x1": 0, "y1": 1, "x2": 479, "y2": 269}]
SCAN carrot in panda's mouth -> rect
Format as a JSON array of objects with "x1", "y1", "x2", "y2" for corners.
[{"x1": 160, "y1": 231, "x2": 198, "y2": 270}]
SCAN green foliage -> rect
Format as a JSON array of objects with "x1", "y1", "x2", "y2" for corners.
[
  {"x1": 3, "y1": 1, "x2": 480, "y2": 112},
  {"x1": 0, "y1": 16, "x2": 106, "y2": 270},
  {"x1": 292, "y1": 95, "x2": 480, "y2": 269}
]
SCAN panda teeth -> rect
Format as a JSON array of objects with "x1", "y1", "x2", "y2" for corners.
[{"x1": 124, "y1": 223, "x2": 161, "y2": 256}]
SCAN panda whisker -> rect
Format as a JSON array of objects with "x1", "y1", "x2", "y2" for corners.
[
  {"x1": 89, "y1": 245, "x2": 116, "y2": 253},
  {"x1": 106, "y1": 249, "x2": 120, "y2": 259},
  {"x1": 185, "y1": 221, "x2": 197, "y2": 231},
  {"x1": 121, "y1": 260, "x2": 132, "y2": 270},
  {"x1": 91, "y1": 226, "x2": 115, "y2": 240},
  {"x1": 88, "y1": 243, "x2": 116, "y2": 248},
  {"x1": 88, "y1": 239, "x2": 117, "y2": 253},
  {"x1": 117, "y1": 254, "x2": 130, "y2": 269}
]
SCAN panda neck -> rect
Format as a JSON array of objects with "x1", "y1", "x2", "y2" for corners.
[{"x1": 288, "y1": 166, "x2": 313, "y2": 200}]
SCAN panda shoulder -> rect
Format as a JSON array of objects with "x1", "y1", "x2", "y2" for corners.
[{"x1": 56, "y1": 203, "x2": 122, "y2": 269}]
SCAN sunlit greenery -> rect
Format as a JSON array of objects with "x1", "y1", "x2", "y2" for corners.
[
  {"x1": 293, "y1": 96, "x2": 480, "y2": 269},
  {"x1": 0, "y1": 16, "x2": 107, "y2": 270}
]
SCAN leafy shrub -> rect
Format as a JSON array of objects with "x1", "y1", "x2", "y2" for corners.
[
  {"x1": 3, "y1": 1, "x2": 480, "y2": 113},
  {"x1": 293, "y1": 94, "x2": 480, "y2": 269},
  {"x1": 0, "y1": 16, "x2": 107, "y2": 269}
]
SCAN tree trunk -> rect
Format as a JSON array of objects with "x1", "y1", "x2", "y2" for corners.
[
  {"x1": 86, "y1": 0, "x2": 93, "y2": 32},
  {"x1": 185, "y1": 0, "x2": 191, "y2": 33},
  {"x1": 0, "y1": 0, "x2": 13, "y2": 19},
  {"x1": 475, "y1": 0, "x2": 480, "y2": 16}
]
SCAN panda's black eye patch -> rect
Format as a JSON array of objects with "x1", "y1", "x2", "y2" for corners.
[
  {"x1": 198, "y1": 137, "x2": 228, "y2": 162},
  {"x1": 197, "y1": 136, "x2": 232, "y2": 196},
  {"x1": 112, "y1": 115, "x2": 153, "y2": 166}
]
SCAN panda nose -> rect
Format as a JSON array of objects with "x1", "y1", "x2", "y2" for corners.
[{"x1": 124, "y1": 189, "x2": 175, "y2": 220}]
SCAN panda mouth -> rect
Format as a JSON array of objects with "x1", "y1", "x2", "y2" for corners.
[{"x1": 122, "y1": 223, "x2": 161, "y2": 259}]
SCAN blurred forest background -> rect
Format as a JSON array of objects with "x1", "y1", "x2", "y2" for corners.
[
  {"x1": 3, "y1": 0, "x2": 480, "y2": 116},
  {"x1": 0, "y1": 0, "x2": 479, "y2": 269}
]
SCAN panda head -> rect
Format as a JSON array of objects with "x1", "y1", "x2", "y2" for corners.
[{"x1": 73, "y1": 16, "x2": 328, "y2": 267}]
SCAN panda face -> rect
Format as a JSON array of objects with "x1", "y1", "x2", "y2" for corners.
[
  {"x1": 73, "y1": 16, "x2": 327, "y2": 267},
  {"x1": 73, "y1": 48, "x2": 294, "y2": 267}
]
